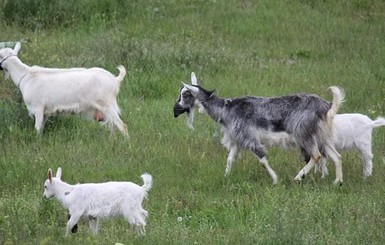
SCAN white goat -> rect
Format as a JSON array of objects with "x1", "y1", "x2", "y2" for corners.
[
  {"x1": 316, "y1": 113, "x2": 385, "y2": 178},
  {"x1": 0, "y1": 42, "x2": 128, "y2": 136},
  {"x1": 43, "y1": 167, "x2": 152, "y2": 236}
]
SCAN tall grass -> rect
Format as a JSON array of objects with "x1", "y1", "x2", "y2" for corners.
[{"x1": 1, "y1": 0, "x2": 385, "y2": 244}]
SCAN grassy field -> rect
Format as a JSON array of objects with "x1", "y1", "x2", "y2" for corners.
[{"x1": 1, "y1": 0, "x2": 385, "y2": 244}]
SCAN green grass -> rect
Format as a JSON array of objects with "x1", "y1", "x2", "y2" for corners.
[{"x1": 1, "y1": 0, "x2": 385, "y2": 244}]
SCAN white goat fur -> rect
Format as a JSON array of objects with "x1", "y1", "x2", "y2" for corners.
[
  {"x1": 317, "y1": 113, "x2": 385, "y2": 178},
  {"x1": 0, "y1": 42, "x2": 128, "y2": 136},
  {"x1": 43, "y1": 167, "x2": 152, "y2": 236}
]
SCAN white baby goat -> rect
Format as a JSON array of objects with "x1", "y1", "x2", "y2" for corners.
[
  {"x1": 316, "y1": 113, "x2": 385, "y2": 178},
  {"x1": 0, "y1": 42, "x2": 128, "y2": 136},
  {"x1": 43, "y1": 167, "x2": 152, "y2": 236}
]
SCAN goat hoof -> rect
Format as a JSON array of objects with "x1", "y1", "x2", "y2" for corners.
[
  {"x1": 294, "y1": 174, "x2": 304, "y2": 182},
  {"x1": 71, "y1": 224, "x2": 78, "y2": 233},
  {"x1": 333, "y1": 179, "x2": 343, "y2": 186}
]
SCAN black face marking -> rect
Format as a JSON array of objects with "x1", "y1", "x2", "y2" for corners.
[{"x1": 173, "y1": 103, "x2": 190, "y2": 117}]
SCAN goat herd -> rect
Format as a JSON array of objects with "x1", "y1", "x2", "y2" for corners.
[{"x1": 1, "y1": 42, "x2": 384, "y2": 236}]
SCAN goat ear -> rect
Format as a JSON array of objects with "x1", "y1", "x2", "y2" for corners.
[
  {"x1": 56, "y1": 167, "x2": 62, "y2": 180},
  {"x1": 191, "y1": 72, "x2": 198, "y2": 85},
  {"x1": 182, "y1": 83, "x2": 199, "y2": 95},
  {"x1": 13, "y1": 42, "x2": 21, "y2": 54},
  {"x1": 48, "y1": 169, "x2": 53, "y2": 183}
]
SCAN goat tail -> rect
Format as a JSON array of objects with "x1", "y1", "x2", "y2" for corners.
[
  {"x1": 327, "y1": 86, "x2": 345, "y2": 122},
  {"x1": 115, "y1": 65, "x2": 127, "y2": 84},
  {"x1": 319, "y1": 86, "x2": 345, "y2": 157},
  {"x1": 372, "y1": 117, "x2": 385, "y2": 128},
  {"x1": 141, "y1": 173, "x2": 152, "y2": 192}
]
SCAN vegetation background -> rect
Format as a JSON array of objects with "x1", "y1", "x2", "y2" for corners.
[{"x1": 1, "y1": 0, "x2": 385, "y2": 244}]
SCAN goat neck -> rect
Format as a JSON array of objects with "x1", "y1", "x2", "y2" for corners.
[
  {"x1": 51, "y1": 179, "x2": 75, "y2": 209},
  {"x1": 197, "y1": 92, "x2": 227, "y2": 124},
  {"x1": 1, "y1": 56, "x2": 29, "y2": 88}
]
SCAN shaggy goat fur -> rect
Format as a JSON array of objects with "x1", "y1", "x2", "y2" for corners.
[
  {"x1": 174, "y1": 72, "x2": 345, "y2": 184},
  {"x1": 0, "y1": 42, "x2": 128, "y2": 136},
  {"x1": 43, "y1": 167, "x2": 152, "y2": 236}
]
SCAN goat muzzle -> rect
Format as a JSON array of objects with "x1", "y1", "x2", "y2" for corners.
[{"x1": 173, "y1": 103, "x2": 190, "y2": 118}]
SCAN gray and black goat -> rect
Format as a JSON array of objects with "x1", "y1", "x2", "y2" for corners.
[{"x1": 174, "y1": 73, "x2": 345, "y2": 184}]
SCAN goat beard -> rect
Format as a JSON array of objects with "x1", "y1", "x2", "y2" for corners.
[{"x1": 173, "y1": 103, "x2": 190, "y2": 118}]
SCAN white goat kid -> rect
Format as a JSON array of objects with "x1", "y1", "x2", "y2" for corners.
[
  {"x1": 0, "y1": 42, "x2": 128, "y2": 136},
  {"x1": 316, "y1": 114, "x2": 385, "y2": 178},
  {"x1": 43, "y1": 167, "x2": 152, "y2": 236}
]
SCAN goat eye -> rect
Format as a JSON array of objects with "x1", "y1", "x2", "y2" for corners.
[{"x1": 183, "y1": 91, "x2": 191, "y2": 97}]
